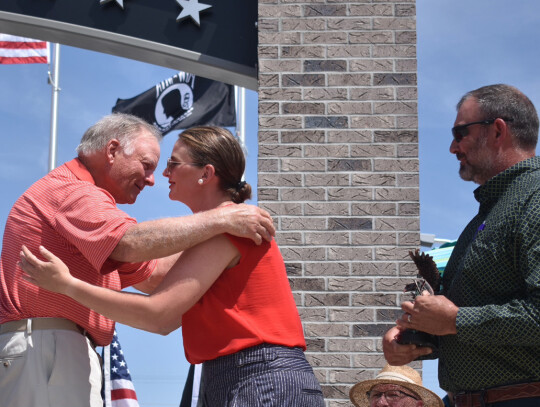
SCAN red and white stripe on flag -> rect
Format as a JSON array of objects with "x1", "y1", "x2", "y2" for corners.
[
  {"x1": 0, "y1": 34, "x2": 49, "y2": 64},
  {"x1": 111, "y1": 379, "x2": 139, "y2": 407},
  {"x1": 103, "y1": 331, "x2": 140, "y2": 407}
]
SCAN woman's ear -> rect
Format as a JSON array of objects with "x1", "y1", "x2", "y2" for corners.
[{"x1": 202, "y1": 164, "x2": 216, "y2": 181}]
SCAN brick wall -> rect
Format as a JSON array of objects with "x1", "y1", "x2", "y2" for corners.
[{"x1": 257, "y1": 0, "x2": 419, "y2": 405}]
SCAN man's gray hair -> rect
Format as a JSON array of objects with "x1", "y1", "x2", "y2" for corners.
[
  {"x1": 457, "y1": 84, "x2": 539, "y2": 150},
  {"x1": 76, "y1": 113, "x2": 162, "y2": 156}
]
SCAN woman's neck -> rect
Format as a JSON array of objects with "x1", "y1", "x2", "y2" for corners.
[
  {"x1": 216, "y1": 200, "x2": 235, "y2": 209},
  {"x1": 190, "y1": 196, "x2": 234, "y2": 213}
]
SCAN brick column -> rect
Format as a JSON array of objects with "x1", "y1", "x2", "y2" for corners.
[{"x1": 258, "y1": 1, "x2": 419, "y2": 405}]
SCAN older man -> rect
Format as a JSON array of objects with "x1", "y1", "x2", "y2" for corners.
[
  {"x1": 383, "y1": 84, "x2": 540, "y2": 406},
  {"x1": 349, "y1": 364, "x2": 443, "y2": 407},
  {"x1": 0, "y1": 113, "x2": 274, "y2": 407}
]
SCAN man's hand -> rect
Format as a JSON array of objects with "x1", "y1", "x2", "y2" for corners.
[
  {"x1": 220, "y1": 204, "x2": 275, "y2": 244},
  {"x1": 383, "y1": 326, "x2": 433, "y2": 365},
  {"x1": 399, "y1": 293, "x2": 458, "y2": 336}
]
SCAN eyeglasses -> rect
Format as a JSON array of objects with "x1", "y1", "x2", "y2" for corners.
[
  {"x1": 451, "y1": 118, "x2": 513, "y2": 143},
  {"x1": 166, "y1": 158, "x2": 197, "y2": 171},
  {"x1": 367, "y1": 389, "x2": 420, "y2": 403}
]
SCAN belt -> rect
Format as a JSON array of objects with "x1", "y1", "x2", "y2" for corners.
[
  {"x1": 455, "y1": 381, "x2": 540, "y2": 407},
  {"x1": 0, "y1": 318, "x2": 96, "y2": 348}
]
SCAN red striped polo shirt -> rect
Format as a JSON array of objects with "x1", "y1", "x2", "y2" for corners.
[{"x1": 0, "y1": 158, "x2": 156, "y2": 346}]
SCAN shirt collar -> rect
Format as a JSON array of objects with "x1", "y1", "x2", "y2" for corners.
[
  {"x1": 64, "y1": 158, "x2": 96, "y2": 184},
  {"x1": 474, "y1": 156, "x2": 540, "y2": 209}
]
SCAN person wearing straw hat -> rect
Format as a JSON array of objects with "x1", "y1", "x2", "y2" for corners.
[{"x1": 350, "y1": 364, "x2": 444, "y2": 407}]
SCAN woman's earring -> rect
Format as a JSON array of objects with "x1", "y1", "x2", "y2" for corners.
[{"x1": 198, "y1": 179, "x2": 204, "y2": 185}]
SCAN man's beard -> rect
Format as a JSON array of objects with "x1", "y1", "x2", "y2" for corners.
[{"x1": 457, "y1": 138, "x2": 495, "y2": 184}]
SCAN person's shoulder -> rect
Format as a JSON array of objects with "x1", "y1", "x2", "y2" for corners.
[
  {"x1": 522, "y1": 168, "x2": 540, "y2": 194},
  {"x1": 23, "y1": 162, "x2": 81, "y2": 199},
  {"x1": 224, "y1": 233, "x2": 272, "y2": 253},
  {"x1": 510, "y1": 163, "x2": 540, "y2": 196},
  {"x1": 54, "y1": 180, "x2": 116, "y2": 211},
  {"x1": 224, "y1": 233, "x2": 253, "y2": 247}
]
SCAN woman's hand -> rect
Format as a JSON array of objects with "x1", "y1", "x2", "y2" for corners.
[{"x1": 19, "y1": 245, "x2": 74, "y2": 295}]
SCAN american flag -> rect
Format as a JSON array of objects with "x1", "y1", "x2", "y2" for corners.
[
  {"x1": 0, "y1": 34, "x2": 49, "y2": 64},
  {"x1": 102, "y1": 331, "x2": 140, "y2": 407}
]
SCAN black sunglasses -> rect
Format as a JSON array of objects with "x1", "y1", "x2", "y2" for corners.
[{"x1": 451, "y1": 118, "x2": 513, "y2": 143}]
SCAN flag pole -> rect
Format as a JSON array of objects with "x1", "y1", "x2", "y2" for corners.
[
  {"x1": 235, "y1": 86, "x2": 246, "y2": 180},
  {"x1": 48, "y1": 43, "x2": 60, "y2": 172},
  {"x1": 102, "y1": 343, "x2": 112, "y2": 407}
]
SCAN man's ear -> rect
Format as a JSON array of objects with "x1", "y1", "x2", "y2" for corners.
[
  {"x1": 106, "y1": 139, "x2": 121, "y2": 163},
  {"x1": 492, "y1": 118, "x2": 511, "y2": 148}
]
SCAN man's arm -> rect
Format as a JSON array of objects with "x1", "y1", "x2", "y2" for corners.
[
  {"x1": 400, "y1": 290, "x2": 540, "y2": 346},
  {"x1": 398, "y1": 194, "x2": 540, "y2": 345},
  {"x1": 110, "y1": 203, "x2": 275, "y2": 263}
]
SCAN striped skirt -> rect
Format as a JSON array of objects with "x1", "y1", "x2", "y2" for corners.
[{"x1": 199, "y1": 343, "x2": 325, "y2": 407}]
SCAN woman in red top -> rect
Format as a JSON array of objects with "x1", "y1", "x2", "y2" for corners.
[{"x1": 20, "y1": 126, "x2": 325, "y2": 407}]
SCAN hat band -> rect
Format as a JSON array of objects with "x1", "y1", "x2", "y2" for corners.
[{"x1": 375, "y1": 372, "x2": 417, "y2": 385}]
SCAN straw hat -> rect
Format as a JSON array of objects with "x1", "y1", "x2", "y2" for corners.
[{"x1": 349, "y1": 364, "x2": 443, "y2": 407}]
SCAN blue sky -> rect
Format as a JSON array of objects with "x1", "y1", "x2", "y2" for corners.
[
  {"x1": 2, "y1": 0, "x2": 540, "y2": 404},
  {"x1": 417, "y1": 0, "x2": 540, "y2": 241}
]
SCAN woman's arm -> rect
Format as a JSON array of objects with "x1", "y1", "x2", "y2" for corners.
[
  {"x1": 132, "y1": 252, "x2": 183, "y2": 294},
  {"x1": 19, "y1": 235, "x2": 238, "y2": 335}
]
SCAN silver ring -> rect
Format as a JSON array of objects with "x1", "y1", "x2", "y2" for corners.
[{"x1": 407, "y1": 314, "x2": 412, "y2": 323}]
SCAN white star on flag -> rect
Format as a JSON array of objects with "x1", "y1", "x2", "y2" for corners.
[{"x1": 176, "y1": 0, "x2": 212, "y2": 27}]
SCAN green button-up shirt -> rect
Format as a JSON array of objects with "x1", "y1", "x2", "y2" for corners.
[{"x1": 439, "y1": 156, "x2": 540, "y2": 392}]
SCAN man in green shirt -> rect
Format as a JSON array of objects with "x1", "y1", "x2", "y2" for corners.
[{"x1": 383, "y1": 84, "x2": 540, "y2": 407}]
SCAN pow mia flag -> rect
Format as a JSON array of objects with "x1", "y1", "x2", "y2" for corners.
[{"x1": 112, "y1": 71, "x2": 236, "y2": 135}]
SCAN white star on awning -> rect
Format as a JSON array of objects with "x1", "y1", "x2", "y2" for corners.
[{"x1": 176, "y1": 0, "x2": 212, "y2": 27}]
